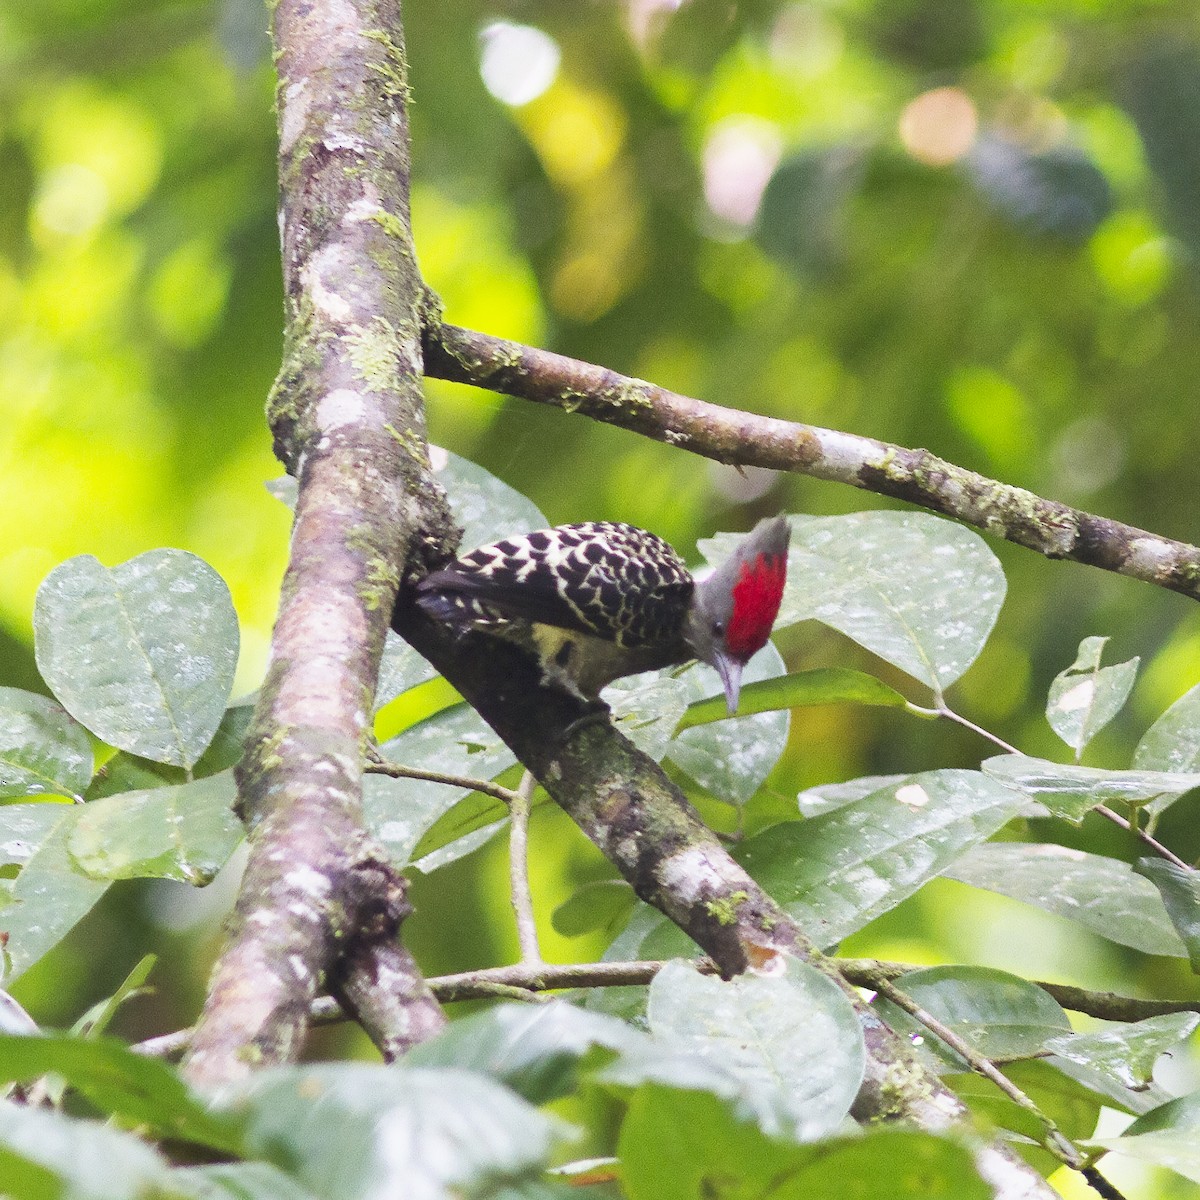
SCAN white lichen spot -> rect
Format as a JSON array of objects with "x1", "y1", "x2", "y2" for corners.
[
  {"x1": 894, "y1": 783, "x2": 930, "y2": 810},
  {"x1": 285, "y1": 864, "x2": 332, "y2": 901},
  {"x1": 280, "y1": 80, "x2": 311, "y2": 154},
  {"x1": 315, "y1": 389, "x2": 365, "y2": 433},
  {"x1": 659, "y1": 845, "x2": 728, "y2": 905},
  {"x1": 1126, "y1": 536, "x2": 1175, "y2": 577},
  {"x1": 288, "y1": 953, "x2": 312, "y2": 983},
  {"x1": 1053, "y1": 679, "x2": 1095, "y2": 714},
  {"x1": 300, "y1": 247, "x2": 354, "y2": 322},
  {"x1": 324, "y1": 133, "x2": 365, "y2": 154},
  {"x1": 346, "y1": 198, "x2": 384, "y2": 224}
]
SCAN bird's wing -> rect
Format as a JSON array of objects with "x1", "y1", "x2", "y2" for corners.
[{"x1": 415, "y1": 523, "x2": 693, "y2": 646}]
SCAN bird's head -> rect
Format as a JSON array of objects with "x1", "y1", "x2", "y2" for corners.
[{"x1": 686, "y1": 515, "x2": 790, "y2": 714}]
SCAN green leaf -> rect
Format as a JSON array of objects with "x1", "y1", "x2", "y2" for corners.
[
  {"x1": 945, "y1": 843, "x2": 1187, "y2": 958},
  {"x1": 619, "y1": 1088, "x2": 990, "y2": 1200},
  {"x1": 948, "y1": 1059, "x2": 1102, "y2": 1160},
  {"x1": 33, "y1": 550, "x2": 239, "y2": 769},
  {"x1": 2, "y1": 809, "x2": 109, "y2": 982},
  {"x1": 703, "y1": 513, "x2": 1005, "y2": 696},
  {"x1": 872, "y1": 965, "x2": 1071, "y2": 1070},
  {"x1": 1047, "y1": 1054, "x2": 1172, "y2": 1117},
  {"x1": 734, "y1": 770, "x2": 1026, "y2": 947},
  {"x1": 606, "y1": 958, "x2": 865, "y2": 1142},
  {"x1": 222, "y1": 1065, "x2": 569, "y2": 1200},
  {"x1": 0, "y1": 1100, "x2": 173, "y2": 1200},
  {"x1": 1089, "y1": 1090, "x2": 1200, "y2": 1184},
  {"x1": 0, "y1": 802, "x2": 73, "y2": 870},
  {"x1": 1133, "y1": 858, "x2": 1200, "y2": 972},
  {"x1": 437, "y1": 450, "x2": 549, "y2": 554},
  {"x1": 0, "y1": 689, "x2": 92, "y2": 802},
  {"x1": 1045, "y1": 636, "x2": 1138, "y2": 758},
  {"x1": 606, "y1": 673, "x2": 691, "y2": 761},
  {"x1": 1135, "y1": 681, "x2": 1200, "y2": 773},
  {"x1": 0, "y1": 1031, "x2": 239, "y2": 1152},
  {"x1": 367, "y1": 704, "x2": 516, "y2": 866},
  {"x1": 665, "y1": 643, "x2": 789, "y2": 805},
  {"x1": 1045, "y1": 1012, "x2": 1200, "y2": 1091},
  {"x1": 552, "y1": 879, "x2": 635, "y2": 938},
  {"x1": 982, "y1": 753, "x2": 1200, "y2": 822},
  {"x1": 676, "y1": 667, "x2": 909, "y2": 731},
  {"x1": 407, "y1": 1000, "x2": 643, "y2": 1104},
  {"x1": 172, "y1": 1162, "x2": 322, "y2": 1200},
  {"x1": 376, "y1": 631, "x2": 438, "y2": 707},
  {"x1": 411, "y1": 816, "x2": 510, "y2": 874},
  {"x1": 68, "y1": 771, "x2": 241, "y2": 885},
  {"x1": 797, "y1": 774, "x2": 908, "y2": 818},
  {"x1": 72, "y1": 953, "x2": 157, "y2": 1039}
]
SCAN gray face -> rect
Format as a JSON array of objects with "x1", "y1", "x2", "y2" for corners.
[{"x1": 685, "y1": 514, "x2": 790, "y2": 669}]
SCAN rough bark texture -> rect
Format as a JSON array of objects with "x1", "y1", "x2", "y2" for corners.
[
  {"x1": 183, "y1": 0, "x2": 452, "y2": 1088},
  {"x1": 392, "y1": 600, "x2": 1060, "y2": 1200},
  {"x1": 424, "y1": 322, "x2": 1200, "y2": 602}
]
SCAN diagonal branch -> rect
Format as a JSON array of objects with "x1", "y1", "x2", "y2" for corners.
[
  {"x1": 392, "y1": 600, "x2": 1062, "y2": 1199},
  {"x1": 183, "y1": 0, "x2": 454, "y2": 1088},
  {"x1": 423, "y1": 322, "x2": 1200, "y2": 602}
]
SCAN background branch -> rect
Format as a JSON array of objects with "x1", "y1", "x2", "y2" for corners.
[{"x1": 423, "y1": 322, "x2": 1200, "y2": 603}]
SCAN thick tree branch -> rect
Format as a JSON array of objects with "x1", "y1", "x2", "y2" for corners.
[
  {"x1": 392, "y1": 602, "x2": 1061, "y2": 1199},
  {"x1": 423, "y1": 323, "x2": 1200, "y2": 602},
  {"x1": 183, "y1": 0, "x2": 452, "y2": 1088}
]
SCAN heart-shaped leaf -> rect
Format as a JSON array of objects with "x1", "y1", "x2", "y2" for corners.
[{"x1": 34, "y1": 550, "x2": 239, "y2": 769}]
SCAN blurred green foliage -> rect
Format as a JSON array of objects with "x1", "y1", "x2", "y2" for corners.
[{"x1": 5, "y1": 1, "x2": 1200, "y2": 1193}]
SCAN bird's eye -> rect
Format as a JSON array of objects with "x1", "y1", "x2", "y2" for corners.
[{"x1": 713, "y1": 621, "x2": 724, "y2": 635}]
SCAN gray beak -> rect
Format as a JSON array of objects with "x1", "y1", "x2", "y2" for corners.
[{"x1": 714, "y1": 653, "x2": 744, "y2": 715}]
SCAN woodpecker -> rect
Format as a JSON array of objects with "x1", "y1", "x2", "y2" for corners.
[{"x1": 414, "y1": 516, "x2": 789, "y2": 714}]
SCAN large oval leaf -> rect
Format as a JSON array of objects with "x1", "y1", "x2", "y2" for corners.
[
  {"x1": 944, "y1": 843, "x2": 1186, "y2": 958},
  {"x1": 874, "y1": 965, "x2": 1071, "y2": 1070},
  {"x1": 665, "y1": 642, "x2": 789, "y2": 806},
  {"x1": 703, "y1": 513, "x2": 1005, "y2": 697},
  {"x1": 34, "y1": 550, "x2": 239, "y2": 769},
  {"x1": 1046, "y1": 1013, "x2": 1200, "y2": 1092},
  {"x1": 1135, "y1": 682, "x2": 1200, "y2": 773},
  {"x1": 68, "y1": 772, "x2": 242, "y2": 885},
  {"x1": 2, "y1": 809, "x2": 110, "y2": 981},
  {"x1": 0, "y1": 688, "x2": 93, "y2": 801},
  {"x1": 982, "y1": 754, "x2": 1200, "y2": 822},
  {"x1": 222, "y1": 1065, "x2": 567, "y2": 1200},
  {"x1": 734, "y1": 769, "x2": 1026, "y2": 947},
  {"x1": 436, "y1": 450, "x2": 548, "y2": 553},
  {"x1": 609, "y1": 958, "x2": 865, "y2": 1143}
]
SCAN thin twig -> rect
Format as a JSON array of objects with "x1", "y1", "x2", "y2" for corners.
[
  {"x1": 871, "y1": 977, "x2": 1091, "y2": 1174},
  {"x1": 838, "y1": 958, "x2": 1200, "y2": 1022},
  {"x1": 510, "y1": 771, "x2": 542, "y2": 965},
  {"x1": 937, "y1": 705, "x2": 1020, "y2": 755},
  {"x1": 936, "y1": 704, "x2": 1192, "y2": 870},
  {"x1": 1094, "y1": 804, "x2": 1191, "y2": 871},
  {"x1": 365, "y1": 757, "x2": 522, "y2": 807}
]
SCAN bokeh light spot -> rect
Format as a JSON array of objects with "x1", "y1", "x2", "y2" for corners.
[
  {"x1": 479, "y1": 22, "x2": 560, "y2": 107},
  {"x1": 703, "y1": 116, "x2": 782, "y2": 228},
  {"x1": 32, "y1": 164, "x2": 109, "y2": 241},
  {"x1": 899, "y1": 87, "x2": 978, "y2": 166}
]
